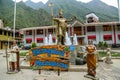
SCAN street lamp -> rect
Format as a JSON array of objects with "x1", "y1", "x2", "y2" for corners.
[
  {"x1": 49, "y1": 2, "x2": 54, "y2": 17},
  {"x1": 13, "y1": 0, "x2": 16, "y2": 39},
  {"x1": 49, "y1": 1, "x2": 55, "y2": 35},
  {"x1": 118, "y1": 0, "x2": 120, "y2": 22},
  {"x1": 6, "y1": 27, "x2": 10, "y2": 50},
  {"x1": 4, "y1": 42, "x2": 9, "y2": 73}
]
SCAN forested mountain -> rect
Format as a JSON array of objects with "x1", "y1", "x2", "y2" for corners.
[
  {"x1": 84, "y1": 0, "x2": 118, "y2": 22},
  {"x1": 41, "y1": 0, "x2": 118, "y2": 22},
  {"x1": 0, "y1": 0, "x2": 119, "y2": 28},
  {"x1": 25, "y1": 0, "x2": 44, "y2": 10},
  {"x1": 0, "y1": 0, "x2": 51, "y2": 28}
]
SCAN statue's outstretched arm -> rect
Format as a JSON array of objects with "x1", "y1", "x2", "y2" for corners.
[
  {"x1": 66, "y1": 16, "x2": 76, "y2": 22},
  {"x1": 53, "y1": 18, "x2": 60, "y2": 22}
]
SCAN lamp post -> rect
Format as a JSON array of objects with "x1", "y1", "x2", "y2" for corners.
[
  {"x1": 5, "y1": 42, "x2": 9, "y2": 73},
  {"x1": 13, "y1": 0, "x2": 16, "y2": 39},
  {"x1": 49, "y1": 1, "x2": 55, "y2": 35},
  {"x1": 6, "y1": 27, "x2": 10, "y2": 50},
  {"x1": 118, "y1": 0, "x2": 120, "y2": 22},
  {"x1": 49, "y1": 2, "x2": 54, "y2": 17}
]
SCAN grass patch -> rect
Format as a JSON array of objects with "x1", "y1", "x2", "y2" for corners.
[
  {"x1": 20, "y1": 51, "x2": 28, "y2": 56},
  {"x1": 111, "y1": 53, "x2": 120, "y2": 57},
  {"x1": 99, "y1": 52, "x2": 107, "y2": 57},
  {"x1": 99, "y1": 51, "x2": 120, "y2": 57}
]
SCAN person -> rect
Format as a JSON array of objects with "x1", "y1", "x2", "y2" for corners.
[
  {"x1": 85, "y1": 39, "x2": 97, "y2": 79},
  {"x1": 8, "y1": 40, "x2": 19, "y2": 72},
  {"x1": 53, "y1": 9, "x2": 76, "y2": 45}
]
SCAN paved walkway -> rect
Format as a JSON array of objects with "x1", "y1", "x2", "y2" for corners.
[{"x1": 0, "y1": 51, "x2": 120, "y2": 80}]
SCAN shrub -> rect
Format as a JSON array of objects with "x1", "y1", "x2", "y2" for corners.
[
  {"x1": 31, "y1": 42, "x2": 37, "y2": 48},
  {"x1": 98, "y1": 41, "x2": 108, "y2": 51}
]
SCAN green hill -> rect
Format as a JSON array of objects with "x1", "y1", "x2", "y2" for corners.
[
  {"x1": 0, "y1": 0, "x2": 119, "y2": 28},
  {"x1": 0, "y1": 0, "x2": 51, "y2": 28},
  {"x1": 41, "y1": 0, "x2": 118, "y2": 22},
  {"x1": 25, "y1": 0, "x2": 44, "y2": 10}
]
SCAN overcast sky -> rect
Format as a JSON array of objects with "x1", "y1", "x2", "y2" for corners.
[{"x1": 15, "y1": 0, "x2": 118, "y2": 8}]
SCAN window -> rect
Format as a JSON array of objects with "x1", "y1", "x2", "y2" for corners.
[
  {"x1": 118, "y1": 34, "x2": 120, "y2": 40},
  {"x1": 8, "y1": 32, "x2": 11, "y2": 36},
  {"x1": 37, "y1": 29, "x2": 43, "y2": 35},
  {"x1": 87, "y1": 17, "x2": 94, "y2": 23},
  {"x1": 117, "y1": 26, "x2": 120, "y2": 31},
  {"x1": 15, "y1": 32, "x2": 19, "y2": 37},
  {"x1": 26, "y1": 30, "x2": 32, "y2": 35},
  {"x1": 0, "y1": 29, "x2": 2, "y2": 35},
  {"x1": 4, "y1": 31, "x2": 7, "y2": 35},
  {"x1": 103, "y1": 25, "x2": 111, "y2": 31},
  {"x1": 87, "y1": 26, "x2": 95, "y2": 32},
  {"x1": 12, "y1": 32, "x2": 13, "y2": 37},
  {"x1": 26, "y1": 38, "x2": 32, "y2": 44},
  {"x1": 103, "y1": 35, "x2": 112, "y2": 41},
  {"x1": 74, "y1": 27, "x2": 82, "y2": 35},
  {"x1": 48, "y1": 28, "x2": 53, "y2": 34},
  {"x1": 37, "y1": 38, "x2": 43, "y2": 43}
]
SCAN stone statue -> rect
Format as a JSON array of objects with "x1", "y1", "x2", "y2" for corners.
[
  {"x1": 53, "y1": 9, "x2": 76, "y2": 45},
  {"x1": 105, "y1": 48, "x2": 113, "y2": 64}
]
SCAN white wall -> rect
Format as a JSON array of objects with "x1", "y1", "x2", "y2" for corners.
[{"x1": 116, "y1": 26, "x2": 120, "y2": 44}]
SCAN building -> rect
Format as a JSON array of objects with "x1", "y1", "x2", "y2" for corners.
[
  {"x1": 0, "y1": 20, "x2": 23, "y2": 49},
  {"x1": 85, "y1": 22, "x2": 120, "y2": 45},
  {"x1": 86, "y1": 13, "x2": 99, "y2": 23},
  {"x1": 20, "y1": 20, "x2": 120, "y2": 47}
]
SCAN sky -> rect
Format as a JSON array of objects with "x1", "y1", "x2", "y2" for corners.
[{"x1": 15, "y1": 0, "x2": 118, "y2": 8}]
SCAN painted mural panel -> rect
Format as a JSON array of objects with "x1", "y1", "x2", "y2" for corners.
[{"x1": 29, "y1": 45, "x2": 70, "y2": 71}]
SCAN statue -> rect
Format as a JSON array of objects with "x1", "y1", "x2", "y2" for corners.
[
  {"x1": 53, "y1": 9, "x2": 76, "y2": 45},
  {"x1": 105, "y1": 48, "x2": 113, "y2": 64}
]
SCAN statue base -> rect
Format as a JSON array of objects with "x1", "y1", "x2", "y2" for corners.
[{"x1": 84, "y1": 74, "x2": 99, "y2": 80}]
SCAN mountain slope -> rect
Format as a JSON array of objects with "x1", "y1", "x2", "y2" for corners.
[
  {"x1": 84, "y1": 0, "x2": 118, "y2": 21},
  {"x1": 42, "y1": 0, "x2": 91, "y2": 21},
  {"x1": 41, "y1": 0, "x2": 118, "y2": 22},
  {"x1": 25, "y1": 0, "x2": 44, "y2": 10},
  {"x1": 0, "y1": 0, "x2": 119, "y2": 28},
  {"x1": 0, "y1": 0, "x2": 51, "y2": 28}
]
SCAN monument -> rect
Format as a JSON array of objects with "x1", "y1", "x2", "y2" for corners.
[
  {"x1": 53, "y1": 9, "x2": 76, "y2": 45},
  {"x1": 28, "y1": 9, "x2": 76, "y2": 76},
  {"x1": 105, "y1": 48, "x2": 113, "y2": 64}
]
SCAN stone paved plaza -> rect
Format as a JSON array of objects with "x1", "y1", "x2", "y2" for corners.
[{"x1": 0, "y1": 51, "x2": 120, "y2": 80}]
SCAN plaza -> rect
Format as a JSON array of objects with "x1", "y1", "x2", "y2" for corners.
[
  {"x1": 0, "y1": 0, "x2": 120, "y2": 80},
  {"x1": 0, "y1": 50, "x2": 120, "y2": 80}
]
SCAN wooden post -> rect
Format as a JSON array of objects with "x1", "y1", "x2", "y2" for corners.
[
  {"x1": 11, "y1": 62, "x2": 15, "y2": 71},
  {"x1": 58, "y1": 68, "x2": 61, "y2": 76},
  {"x1": 38, "y1": 69, "x2": 41, "y2": 74},
  {"x1": 16, "y1": 51, "x2": 20, "y2": 71}
]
